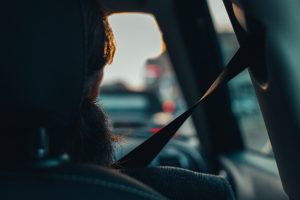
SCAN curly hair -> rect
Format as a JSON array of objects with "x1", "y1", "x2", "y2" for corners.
[
  {"x1": 86, "y1": 0, "x2": 115, "y2": 71},
  {"x1": 66, "y1": 0, "x2": 117, "y2": 166}
]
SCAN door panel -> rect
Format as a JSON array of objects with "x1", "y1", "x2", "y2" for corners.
[
  {"x1": 221, "y1": 152, "x2": 288, "y2": 200},
  {"x1": 224, "y1": 0, "x2": 300, "y2": 199}
]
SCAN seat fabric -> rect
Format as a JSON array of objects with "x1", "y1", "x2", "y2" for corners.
[
  {"x1": 0, "y1": 164, "x2": 166, "y2": 200},
  {"x1": 122, "y1": 166, "x2": 235, "y2": 200}
]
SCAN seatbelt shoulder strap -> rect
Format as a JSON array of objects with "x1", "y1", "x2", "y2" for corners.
[{"x1": 112, "y1": 34, "x2": 259, "y2": 169}]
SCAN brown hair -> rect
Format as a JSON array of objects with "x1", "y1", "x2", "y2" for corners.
[{"x1": 66, "y1": 0, "x2": 117, "y2": 166}]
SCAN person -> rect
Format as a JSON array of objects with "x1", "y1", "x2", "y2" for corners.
[
  {"x1": 63, "y1": 2, "x2": 235, "y2": 200},
  {"x1": 65, "y1": 0, "x2": 117, "y2": 167}
]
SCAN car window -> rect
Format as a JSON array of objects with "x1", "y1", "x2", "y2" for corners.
[
  {"x1": 207, "y1": 0, "x2": 272, "y2": 155},
  {"x1": 101, "y1": 94, "x2": 156, "y2": 112},
  {"x1": 100, "y1": 13, "x2": 199, "y2": 148}
]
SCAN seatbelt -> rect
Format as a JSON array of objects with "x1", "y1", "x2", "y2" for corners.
[{"x1": 112, "y1": 33, "x2": 259, "y2": 169}]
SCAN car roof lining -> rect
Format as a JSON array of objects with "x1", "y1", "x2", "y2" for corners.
[{"x1": 103, "y1": 0, "x2": 151, "y2": 14}]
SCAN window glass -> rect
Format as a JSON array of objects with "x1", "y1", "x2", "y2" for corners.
[
  {"x1": 101, "y1": 95, "x2": 150, "y2": 112},
  {"x1": 100, "y1": 13, "x2": 199, "y2": 148},
  {"x1": 207, "y1": 0, "x2": 272, "y2": 155}
]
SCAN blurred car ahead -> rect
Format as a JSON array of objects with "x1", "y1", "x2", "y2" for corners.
[{"x1": 100, "y1": 86, "x2": 170, "y2": 137}]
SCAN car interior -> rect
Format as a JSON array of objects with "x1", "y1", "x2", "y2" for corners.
[{"x1": 1, "y1": 0, "x2": 299, "y2": 199}]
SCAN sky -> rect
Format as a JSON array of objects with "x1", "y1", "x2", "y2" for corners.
[
  {"x1": 102, "y1": 0, "x2": 233, "y2": 89},
  {"x1": 103, "y1": 14, "x2": 163, "y2": 89}
]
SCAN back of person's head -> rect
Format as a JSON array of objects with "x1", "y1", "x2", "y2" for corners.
[
  {"x1": 0, "y1": 0, "x2": 116, "y2": 166},
  {"x1": 66, "y1": 0, "x2": 117, "y2": 166}
]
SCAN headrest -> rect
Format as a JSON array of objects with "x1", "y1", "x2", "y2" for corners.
[{"x1": 0, "y1": 0, "x2": 86, "y2": 128}]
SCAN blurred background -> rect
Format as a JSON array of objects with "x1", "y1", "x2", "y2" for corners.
[{"x1": 99, "y1": 0, "x2": 271, "y2": 157}]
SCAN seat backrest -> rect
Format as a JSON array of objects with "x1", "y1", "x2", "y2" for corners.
[{"x1": 0, "y1": 164, "x2": 166, "y2": 200}]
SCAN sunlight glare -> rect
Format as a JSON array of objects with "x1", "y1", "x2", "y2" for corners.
[{"x1": 103, "y1": 13, "x2": 164, "y2": 90}]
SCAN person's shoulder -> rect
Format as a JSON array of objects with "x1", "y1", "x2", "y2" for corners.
[{"x1": 121, "y1": 166, "x2": 235, "y2": 200}]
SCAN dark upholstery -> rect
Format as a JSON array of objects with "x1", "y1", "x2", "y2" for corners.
[
  {"x1": 0, "y1": 0, "x2": 85, "y2": 124},
  {"x1": 122, "y1": 167, "x2": 235, "y2": 200},
  {"x1": 0, "y1": 164, "x2": 166, "y2": 200}
]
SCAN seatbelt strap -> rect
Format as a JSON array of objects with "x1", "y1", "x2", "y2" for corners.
[{"x1": 112, "y1": 34, "x2": 257, "y2": 169}]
